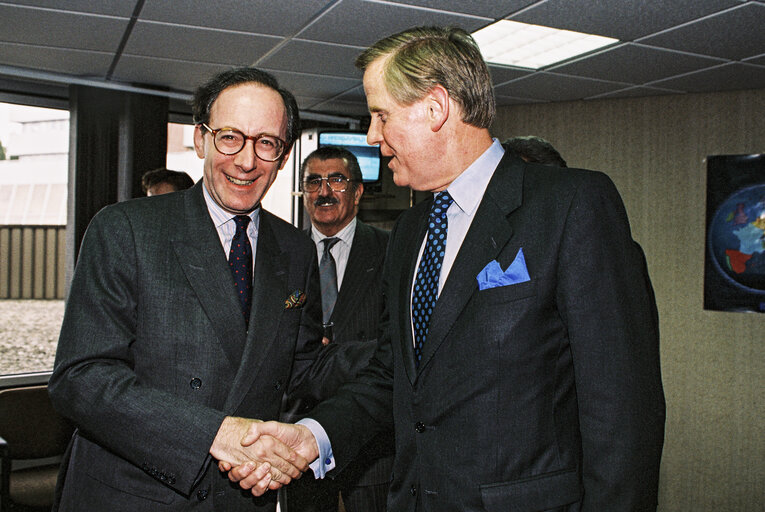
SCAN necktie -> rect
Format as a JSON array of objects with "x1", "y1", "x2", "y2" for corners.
[
  {"x1": 319, "y1": 237, "x2": 340, "y2": 324},
  {"x1": 229, "y1": 215, "x2": 253, "y2": 325},
  {"x1": 412, "y1": 191, "x2": 453, "y2": 367}
]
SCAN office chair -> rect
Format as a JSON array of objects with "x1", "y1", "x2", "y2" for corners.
[{"x1": 0, "y1": 384, "x2": 74, "y2": 511}]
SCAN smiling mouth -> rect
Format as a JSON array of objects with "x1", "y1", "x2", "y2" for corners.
[{"x1": 226, "y1": 175, "x2": 254, "y2": 186}]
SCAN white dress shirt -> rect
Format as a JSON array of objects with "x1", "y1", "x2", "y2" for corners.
[
  {"x1": 310, "y1": 217, "x2": 357, "y2": 290},
  {"x1": 202, "y1": 184, "x2": 259, "y2": 272}
]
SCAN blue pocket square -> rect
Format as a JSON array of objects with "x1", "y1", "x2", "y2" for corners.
[{"x1": 477, "y1": 248, "x2": 531, "y2": 290}]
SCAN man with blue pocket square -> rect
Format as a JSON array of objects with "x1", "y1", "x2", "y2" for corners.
[
  {"x1": 230, "y1": 26, "x2": 665, "y2": 512},
  {"x1": 48, "y1": 67, "x2": 349, "y2": 512}
]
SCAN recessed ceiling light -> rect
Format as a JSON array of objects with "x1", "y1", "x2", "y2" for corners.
[{"x1": 472, "y1": 20, "x2": 619, "y2": 70}]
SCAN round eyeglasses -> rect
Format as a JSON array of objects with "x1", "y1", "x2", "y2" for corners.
[
  {"x1": 301, "y1": 176, "x2": 354, "y2": 193},
  {"x1": 200, "y1": 123, "x2": 286, "y2": 162}
]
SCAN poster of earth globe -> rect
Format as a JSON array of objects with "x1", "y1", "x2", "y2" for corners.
[{"x1": 704, "y1": 153, "x2": 765, "y2": 313}]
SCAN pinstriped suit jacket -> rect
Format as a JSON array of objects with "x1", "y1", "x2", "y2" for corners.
[{"x1": 49, "y1": 182, "x2": 345, "y2": 512}]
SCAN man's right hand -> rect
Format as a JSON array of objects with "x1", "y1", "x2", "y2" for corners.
[
  {"x1": 210, "y1": 416, "x2": 309, "y2": 493},
  {"x1": 227, "y1": 421, "x2": 319, "y2": 494}
]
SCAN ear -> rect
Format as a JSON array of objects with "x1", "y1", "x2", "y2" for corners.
[
  {"x1": 427, "y1": 85, "x2": 450, "y2": 132},
  {"x1": 193, "y1": 125, "x2": 206, "y2": 158},
  {"x1": 353, "y1": 182, "x2": 364, "y2": 205}
]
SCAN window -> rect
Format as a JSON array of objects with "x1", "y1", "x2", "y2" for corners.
[{"x1": 0, "y1": 102, "x2": 68, "y2": 376}]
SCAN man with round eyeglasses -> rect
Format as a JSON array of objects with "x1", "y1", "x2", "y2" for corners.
[{"x1": 49, "y1": 67, "x2": 346, "y2": 512}]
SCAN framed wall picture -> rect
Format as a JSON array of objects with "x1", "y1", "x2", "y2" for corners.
[{"x1": 704, "y1": 153, "x2": 765, "y2": 313}]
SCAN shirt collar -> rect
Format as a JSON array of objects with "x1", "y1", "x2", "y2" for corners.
[
  {"x1": 311, "y1": 217, "x2": 357, "y2": 246},
  {"x1": 443, "y1": 138, "x2": 504, "y2": 215}
]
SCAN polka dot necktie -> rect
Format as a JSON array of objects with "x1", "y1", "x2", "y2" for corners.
[
  {"x1": 319, "y1": 237, "x2": 340, "y2": 324},
  {"x1": 229, "y1": 215, "x2": 253, "y2": 325},
  {"x1": 412, "y1": 191, "x2": 453, "y2": 367}
]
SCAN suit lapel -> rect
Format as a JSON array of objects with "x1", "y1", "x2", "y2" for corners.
[
  {"x1": 224, "y1": 211, "x2": 288, "y2": 412},
  {"x1": 417, "y1": 154, "x2": 525, "y2": 373},
  {"x1": 172, "y1": 183, "x2": 246, "y2": 370}
]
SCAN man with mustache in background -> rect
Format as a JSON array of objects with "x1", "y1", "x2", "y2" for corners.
[{"x1": 280, "y1": 146, "x2": 392, "y2": 512}]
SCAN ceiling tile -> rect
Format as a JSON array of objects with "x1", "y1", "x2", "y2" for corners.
[
  {"x1": 488, "y1": 65, "x2": 533, "y2": 86},
  {"x1": 124, "y1": 21, "x2": 280, "y2": 65},
  {"x1": 0, "y1": 43, "x2": 113, "y2": 78},
  {"x1": 297, "y1": 0, "x2": 490, "y2": 47},
  {"x1": 495, "y1": 94, "x2": 545, "y2": 106},
  {"x1": 260, "y1": 40, "x2": 363, "y2": 79},
  {"x1": 744, "y1": 54, "x2": 765, "y2": 67},
  {"x1": 111, "y1": 55, "x2": 228, "y2": 93},
  {"x1": 0, "y1": 4, "x2": 127, "y2": 51},
  {"x1": 305, "y1": 99, "x2": 370, "y2": 117},
  {"x1": 638, "y1": 3, "x2": 765, "y2": 60},
  {"x1": 383, "y1": 0, "x2": 535, "y2": 18},
  {"x1": 649, "y1": 62, "x2": 765, "y2": 93},
  {"x1": 5, "y1": 0, "x2": 136, "y2": 17},
  {"x1": 510, "y1": 0, "x2": 742, "y2": 40},
  {"x1": 550, "y1": 43, "x2": 726, "y2": 85},
  {"x1": 494, "y1": 72, "x2": 629, "y2": 102},
  {"x1": 587, "y1": 85, "x2": 686, "y2": 101},
  {"x1": 138, "y1": 0, "x2": 330, "y2": 37},
  {"x1": 266, "y1": 71, "x2": 360, "y2": 99}
]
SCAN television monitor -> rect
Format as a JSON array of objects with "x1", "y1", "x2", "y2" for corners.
[{"x1": 317, "y1": 131, "x2": 381, "y2": 183}]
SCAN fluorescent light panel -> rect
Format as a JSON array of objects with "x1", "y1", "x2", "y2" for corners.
[{"x1": 473, "y1": 20, "x2": 618, "y2": 69}]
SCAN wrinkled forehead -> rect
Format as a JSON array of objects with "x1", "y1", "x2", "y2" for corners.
[{"x1": 209, "y1": 83, "x2": 288, "y2": 134}]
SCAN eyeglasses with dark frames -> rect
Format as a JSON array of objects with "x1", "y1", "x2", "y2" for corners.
[
  {"x1": 200, "y1": 123, "x2": 286, "y2": 162},
  {"x1": 301, "y1": 176, "x2": 355, "y2": 193}
]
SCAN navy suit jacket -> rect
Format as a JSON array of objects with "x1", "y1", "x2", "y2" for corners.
[
  {"x1": 309, "y1": 153, "x2": 666, "y2": 512},
  {"x1": 49, "y1": 182, "x2": 343, "y2": 511}
]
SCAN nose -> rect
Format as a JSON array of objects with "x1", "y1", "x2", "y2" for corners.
[
  {"x1": 233, "y1": 139, "x2": 257, "y2": 171},
  {"x1": 366, "y1": 117, "x2": 383, "y2": 147},
  {"x1": 318, "y1": 177, "x2": 333, "y2": 193}
]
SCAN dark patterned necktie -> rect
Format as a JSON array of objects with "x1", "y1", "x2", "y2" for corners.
[
  {"x1": 229, "y1": 215, "x2": 253, "y2": 325},
  {"x1": 412, "y1": 191, "x2": 453, "y2": 367},
  {"x1": 319, "y1": 237, "x2": 340, "y2": 324}
]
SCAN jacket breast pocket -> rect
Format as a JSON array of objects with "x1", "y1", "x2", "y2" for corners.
[
  {"x1": 476, "y1": 278, "x2": 537, "y2": 304},
  {"x1": 480, "y1": 468, "x2": 581, "y2": 511}
]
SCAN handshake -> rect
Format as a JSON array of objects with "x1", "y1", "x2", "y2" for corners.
[{"x1": 209, "y1": 417, "x2": 320, "y2": 496}]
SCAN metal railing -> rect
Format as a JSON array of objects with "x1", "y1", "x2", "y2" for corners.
[{"x1": 0, "y1": 225, "x2": 66, "y2": 299}]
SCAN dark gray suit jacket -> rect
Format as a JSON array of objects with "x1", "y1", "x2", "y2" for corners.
[
  {"x1": 49, "y1": 182, "x2": 341, "y2": 511},
  {"x1": 309, "y1": 153, "x2": 666, "y2": 512}
]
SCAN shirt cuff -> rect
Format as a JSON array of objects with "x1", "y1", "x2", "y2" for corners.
[{"x1": 296, "y1": 418, "x2": 335, "y2": 479}]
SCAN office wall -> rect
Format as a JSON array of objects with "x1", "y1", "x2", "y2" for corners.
[{"x1": 493, "y1": 88, "x2": 764, "y2": 512}]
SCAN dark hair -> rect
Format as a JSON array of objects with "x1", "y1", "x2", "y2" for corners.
[
  {"x1": 300, "y1": 146, "x2": 363, "y2": 188},
  {"x1": 503, "y1": 136, "x2": 568, "y2": 167},
  {"x1": 356, "y1": 26, "x2": 495, "y2": 129},
  {"x1": 141, "y1": 168, "x2": 195, "y2": 194},
  {"x1": 191, "y1": 67, "x2": 300, "y2": 149}
]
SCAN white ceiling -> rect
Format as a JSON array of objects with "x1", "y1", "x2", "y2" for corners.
[{"x1": 0, "y1": 0, "x2": 763, "y2": 119}]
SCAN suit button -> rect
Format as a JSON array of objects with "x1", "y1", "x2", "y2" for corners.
[
  {"x1": 415, "y1": 422, "x2": 426, "y2": 433},
  {"x1": 274, "y1": 380, "x2": 282, "y2": 391},
  {"x1": 197, "y1": 489, "x2": 208, "y2": 501},
  {"x1": 190, "y1": 378, "x2": 202, "y2": 389},
  {"x1": 410, "y1": 484, "x2": 417, "y2": 496}
]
